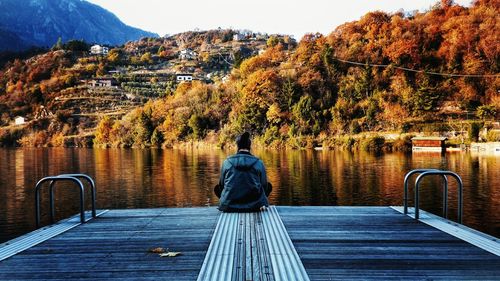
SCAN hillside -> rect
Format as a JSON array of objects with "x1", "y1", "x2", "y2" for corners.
[
  {"x1": 0, "y1": 29, "x2": 278, "y2": 146},
  {"x1": 0, "y1": 0, "x2": 499, "y2": 148},
  {"x1": 0, "y1": 0, "x2": 158, "y2": 51}
]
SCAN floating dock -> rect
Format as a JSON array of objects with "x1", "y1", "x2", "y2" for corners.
[{"x1": 0, "y1": 206, "x2": 499, "y2": 280}]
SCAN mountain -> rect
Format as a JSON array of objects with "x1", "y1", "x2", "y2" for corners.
[
  {"x1": 0, "y1": 0, "x2": 158, "y2": 51},
  {"x1": 0, "y1": 28, "x2": 30, "y2": 51}
]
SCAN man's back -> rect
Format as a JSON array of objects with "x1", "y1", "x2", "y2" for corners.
[{"x1": 218, "y1": 152, "x2": 269, "y2": 212}]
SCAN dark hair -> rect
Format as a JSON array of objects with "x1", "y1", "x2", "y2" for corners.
[{"x1": 236, "y1": 132, "x2": 251, "y2": 150}]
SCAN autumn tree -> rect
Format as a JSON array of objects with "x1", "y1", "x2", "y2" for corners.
[{"x1": 94, "y1": 116, "x2": 114, "y2": 147}]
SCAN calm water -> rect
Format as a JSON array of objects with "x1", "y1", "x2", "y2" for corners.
[{"x1": 0, "y1": 148, "x2": 499, "y2": 242}]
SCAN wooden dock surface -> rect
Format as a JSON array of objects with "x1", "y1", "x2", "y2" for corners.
[
  {"x1": 278, "y1": 206, "x2": 500, "y2": 280},
  {"x1": 0, "y1": 206, "x2": 499, "y2": 280},
  {"x1": 0, "y1": 208, "x2": 220, "y2": 281}
]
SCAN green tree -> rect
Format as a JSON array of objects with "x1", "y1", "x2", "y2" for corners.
[
  {"x1": 476, "y1": 105, "x2": 497, "y2": 120},
  {"x1": 133, "y1": 111, "x2": 153, "y2": 146},
  {"x1": 140, "y1": 52, "x2": 153, "y2": 64},
  {"x1": 267, "y1": 36, "x2": 280, "y2": 47},
  {"x1": 292, "y1": 95, "x2": 315, "y2": 134},
  {"x1": 234, "y1": 100, "x2": 268, "y2": 133},
  {"x1": 412, "y1": 86, "x2": 441, "y2": 113},
  {"x1": 281, "y1": 77, "x2": 299, "y2": 108},
  {"x1": 188, "y1": 114, "x2": 209, "y2": 139},
  {"x1": 338, "y1": 66, "x2": 372, "y2": 103},
  {"x1": 150, "y1": 128, "x2": 164, "y2": 147}
]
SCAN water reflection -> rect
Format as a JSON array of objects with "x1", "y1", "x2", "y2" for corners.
[{"x1": 0, "y1": 148, "x2": 498, "y2": 242}]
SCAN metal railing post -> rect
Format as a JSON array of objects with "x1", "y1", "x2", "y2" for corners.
[
  {"x1": 443, "y1": 177, "x2": 448, "y2": 219},
  {"x1": 49, "y1": 180, "x2": 56, "y2": 223},
  {"x1": 414, "y1": 171, "x2": 463, "y2": 223},
  {"x1": 35, "y1": 176, "x2": 86, "y2": 228},
  {"x1": 57, "y1": 174, "x2": 97, "y2": 218},
  {"x1": 404, "y1": 169, "x2": 447, "y2": 215}
]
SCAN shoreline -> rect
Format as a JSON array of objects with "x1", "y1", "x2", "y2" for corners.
[{"x1": 2, "y1": 139, "x2": 500, "y2": 155}]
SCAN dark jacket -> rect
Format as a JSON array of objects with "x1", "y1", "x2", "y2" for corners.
[{"x1": 216, "y1": 152, "x2": 269, "y2": 212}]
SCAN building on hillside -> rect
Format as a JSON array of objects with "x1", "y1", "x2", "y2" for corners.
[
  {"x1": 256, "y1": 33, "x2": 270, "y2": 40},
  {"x1": 179, "y1": 49, "x2": 197, "y2": 60},
  {"x1": 411, "y1": 137, "x2": 447, "y2": 152},
  {"x1": 176, "y1": 74, "x2": 193, "y2": 82},
  {"x1": 88, "y1": 78, "x2": 117, "y2": 88},
  {"x1": 90, "y1": 45, "x2": 109, "y2": 55},
  {"x1": 233, "y1": 33, "x2": 244, "y2": 41},
  {"x1": 108, "y1": 69, "x2": 123, "y2": 75},
  {"x1": 14, "y1": 116, "x2": 25, "y2": 125}
]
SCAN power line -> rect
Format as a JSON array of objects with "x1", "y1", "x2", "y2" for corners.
[
  {"x1": 333, "y1": 57, "x2": 500, "y2": 78},
  {"x1": 217, "y1": 51, "x2": 234, "y2": 66}
]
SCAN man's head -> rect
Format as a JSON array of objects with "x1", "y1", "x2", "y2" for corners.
[{"x1": 236, "y1": 132, "x2": 251, "y2": 151}]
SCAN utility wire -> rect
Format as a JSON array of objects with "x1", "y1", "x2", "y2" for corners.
[
  {"x1": 217, "y1": 51, "x2": 234, "y2": 66},
  {"x1": 333, "y1": 57, "x2": 500, "y2": 78}
]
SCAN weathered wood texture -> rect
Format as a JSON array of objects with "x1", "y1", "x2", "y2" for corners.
[
  {"x1": 233, "y1": 212, "x2": 274, "y2": 281},
  {"x1": 0, "y1": 208, "x2": 220, "y2": 281},
  {"x1": 277, "y1": 206, "x2": 500, "y2": 281},
  {"x1": 1, "y1": 206, "x2": 499, "y2": 281}
]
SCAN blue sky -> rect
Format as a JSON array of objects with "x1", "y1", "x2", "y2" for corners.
[{"x1": 87, "y1": 0, "x2": 472, "y2": 39}]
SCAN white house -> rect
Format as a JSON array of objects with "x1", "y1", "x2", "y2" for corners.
[
  {"x1": 179, "y1": 49, "x2": 197, "y2": 60},
  {"x1": 88, "y1": 78, "x2": 117, "y2": 88},
  {"x1": 233, "y1": 33, "x2": 244, "y2": 41},
  {"x1": 176, "y1": 74, "x2": 194, "y2": 82},
  {"x1": 14, "y1": 116, "x2": 25, "y2": 125},
  {"x1": 90, "y1": 45, "x2": 109, "y2": 55}
]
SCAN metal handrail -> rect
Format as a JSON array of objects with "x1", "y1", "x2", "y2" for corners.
[
  {"x1": 404, "y1": 169, "x2": 449, "y2": 218},
  {"x1": 52, "y1": 174, "x2": 97, "y2": 220},
  {"x1": 414, "y1": 171, "x2": 463, "y2": 223},
  {"x1": 35, "y1": 176, "x2": 85, "y2": 228}
]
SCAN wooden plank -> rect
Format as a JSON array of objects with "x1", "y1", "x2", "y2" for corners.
[
  {"x1": 0, "y1": 207, "x2": 220, "y2": 280},
  {"x1": 392, "y1": 206, "x2": 500, "y2": 256},
  {"x1": 277, "y1": 206, "x2": 500, "y2": 280},
  {"x1": 254, "y1": 212, "x2": 274, "y2": 281},
  {"x1": 200, "y1": 207, "x2": 307, "y2": 281},
  {"x1": 198, "y1": 211, "x2": 275, "y2": 281},
  {"x1": 0, "y1": 210, "x2": 108, "y2": 262},
  {"x1": 233, "y1": 212, "x2": 245, "y2": 281},
  {"x1": 239, "y1": 212, "x2": 252, "y2": 281},
  {"x1": 2, "y1": 206, "x2": 499, "y2": 280}
]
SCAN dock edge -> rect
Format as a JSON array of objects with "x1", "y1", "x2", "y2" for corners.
[
  {"x1": 0, "y1": 210, "x2": 109, "y2": 262},
  {"x1": 391, "y1": 206, "x2": 500, "y2": 256}
]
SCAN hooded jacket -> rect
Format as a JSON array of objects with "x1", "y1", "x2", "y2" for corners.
[{"x1": 218, "y1": 152, "x2": 269, "y2": 212}]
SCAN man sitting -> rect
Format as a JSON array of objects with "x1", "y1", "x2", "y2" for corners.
[{"x1": 214, "y1": 132, "x2": 271, "y2": 212}]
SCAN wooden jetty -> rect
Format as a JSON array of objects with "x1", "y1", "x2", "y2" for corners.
[{"x1": 0, "y1": 206, "x2": 499, "y2": 280}]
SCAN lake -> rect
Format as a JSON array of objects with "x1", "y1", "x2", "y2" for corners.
[{"x1": 0, "y1": 147, "x2": 498, "y2": 242}]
